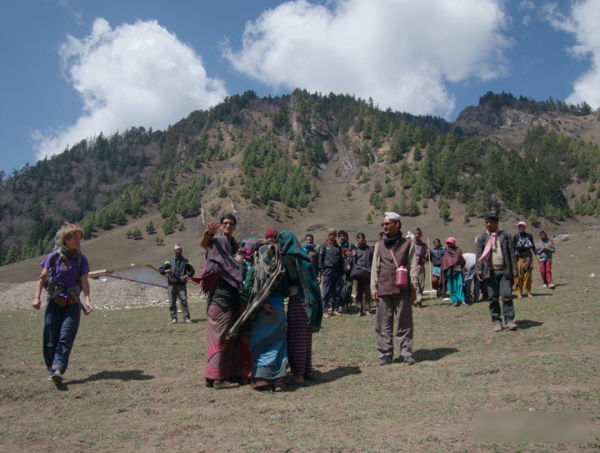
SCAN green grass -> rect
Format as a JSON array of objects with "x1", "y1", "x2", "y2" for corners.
[{"x1": 1, "y1": 232, "x2": 599, "y2": 452}]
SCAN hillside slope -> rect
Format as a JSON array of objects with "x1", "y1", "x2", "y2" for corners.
[{"x1": 1, "y1": 90, "x2": 599, "y2": 282}]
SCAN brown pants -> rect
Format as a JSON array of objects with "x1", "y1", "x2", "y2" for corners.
[
  {"x1": 375, "y1": 294, "x2": 413, "y2": 360},
  {"x1": 515, "y1": 256, "x2": 533, "y2": 296}
]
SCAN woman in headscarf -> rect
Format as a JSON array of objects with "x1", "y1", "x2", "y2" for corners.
[
  {"x1": 244, "y1": 237, "x2": 290, "y2": 392},
  {"x1": 512, "y1": 221, "x2": 539, "y2": 298},
  {"x1": 441, "y1": 237, "x2": 467, "y2": 307},
  {"x1": 197, "y1": 235, "x2": 244, "y2": 390},
  {"x1": 278, "y1": 230, "x2": 323, "y2": 387}
]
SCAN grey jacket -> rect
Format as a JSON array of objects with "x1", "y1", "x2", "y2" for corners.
[{"x1": 536, "y1": 240, "x2": 556, "y2": 261}]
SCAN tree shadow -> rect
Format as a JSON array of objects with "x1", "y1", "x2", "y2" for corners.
[
  {"x1": 414, "y1": 347, "x2": 459, "y2": 362},
  {"x1": 66, "y1": 369, "x2": 155, "y2": 387},
  {"x1": 516, "y1": 319, "x2": 543, "y2": 330}
]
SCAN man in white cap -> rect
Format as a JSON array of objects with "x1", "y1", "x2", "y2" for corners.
[
  {"x1": 159, "y1": 243, "x2": 195, "y2": 323},
  {"x1": 371, "y1": 212, "x2": 419, "y2": 365}
]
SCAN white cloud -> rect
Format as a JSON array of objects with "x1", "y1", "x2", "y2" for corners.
[
  {"x1": 545, "y1": 0, "x2": 600, "y2": 109},
  {"x1": 223, "y1": 0, "x2": 511, "y2": 117},
  {"x1": 34, "y1": 18, "x2": 227, "y2": 160}
]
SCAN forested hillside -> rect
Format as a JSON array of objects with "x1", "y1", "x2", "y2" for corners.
[{"x1": 1, "y1": 89, "x2": 599, "y2": 265}]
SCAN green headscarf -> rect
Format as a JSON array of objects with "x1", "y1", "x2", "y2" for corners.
[{"x1": 278, "y1": 230, "x2": 323, "y2": 333}]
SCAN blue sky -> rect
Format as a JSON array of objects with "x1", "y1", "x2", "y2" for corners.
[{"x1": 1, "y1": 0, "x2": 599, "y2": 176}]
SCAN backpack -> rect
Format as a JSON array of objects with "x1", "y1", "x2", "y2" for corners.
[{"x1": 44, "y1": 250, "x2": 89, "y2": 314}]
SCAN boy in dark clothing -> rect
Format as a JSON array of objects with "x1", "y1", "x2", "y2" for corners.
[
  {"x1": 349, "y1": 232, "x2": 374, "y2": 316},
  {"x1": 318, "y1": 228, "x2": 345, "y2": 317}
]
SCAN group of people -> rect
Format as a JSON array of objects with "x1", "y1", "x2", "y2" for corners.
[
  {"x1": 196, "y1": 215, "x2": 322, "y2": 391},
  {"x1": 32, "y1": 210, "x2": 557, "y2": 388}
]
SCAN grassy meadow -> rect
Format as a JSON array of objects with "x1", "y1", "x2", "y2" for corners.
[{"x1": 0, "y1": 232, "x2": 598, "y2": 452}]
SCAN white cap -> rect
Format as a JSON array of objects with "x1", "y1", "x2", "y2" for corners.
[
  {"x1": 174, "y1": 243, "x2": 182, "y2": 250},
  {"x1": 384, "y1": 212, "x2": 401, "y2": 222}
]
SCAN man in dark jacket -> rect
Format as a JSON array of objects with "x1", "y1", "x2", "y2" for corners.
[
  {"x1": 318, "y1": 228, "x2": 345, "y2": 317},
  {"x1": 159, "y1": 243, "x2": 195, "y2": 324},
  {"x1": 350, "y1": 232, "x2": 374, "y2": 316},
  {"x1": 475, "y1": 212, "x2": 518, "y2": 332}
]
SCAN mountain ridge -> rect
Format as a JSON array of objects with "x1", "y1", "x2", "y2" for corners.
[{"x1": 1, "y1": 89, "x2": 599, "y2": 282}]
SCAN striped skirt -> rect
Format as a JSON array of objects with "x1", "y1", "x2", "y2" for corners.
[
  {"x1": 204, "y1": 303, "x2": 242, "y2": 380},
  {"x1": 286, "y1": 293, "x2": 313, "y2": 377}
]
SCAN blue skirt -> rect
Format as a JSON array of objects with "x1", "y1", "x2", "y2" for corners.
[{"x1": 249, "y1": 296, "x2": 288, "y2": 381}]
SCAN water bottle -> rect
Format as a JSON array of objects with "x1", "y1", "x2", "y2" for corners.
[{"x1": 395, "y1": 265, "x2": 408, "y2": 289}]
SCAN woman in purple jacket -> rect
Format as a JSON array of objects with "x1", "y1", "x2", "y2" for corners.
[{"x1": 33, "y1": 223, "x2": 93, "y2": 385}]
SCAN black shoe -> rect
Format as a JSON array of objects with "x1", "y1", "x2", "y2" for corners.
[
  {"x1": 379, "y1": 356, "x2": 392, "y2": 366},
  {"x1": 205, "y1": 378, "x2": 214, "y2": 388},
  {"x1": 51, "y1": 370, "x2": 63, "y2": 384},
  {"x1": 403, "y1": 356, "x2": 416, "y2": 365}
]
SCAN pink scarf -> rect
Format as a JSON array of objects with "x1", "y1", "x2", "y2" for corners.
[{"x1": 479, "y1": 230, "x2": 497, "y2": 262}]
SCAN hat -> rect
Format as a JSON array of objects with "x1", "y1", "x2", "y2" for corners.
[
  {"x1": 174, "y1": 243, "x2": 182, "y2": 250},
  {"x1": 384, "y1": 212, "x2": 401, "y2": 222},
  {"x1": 265, "y1": 229, "x2": 278, "y2": 238},
  {"x1": 446, "y1": 237, "x2": 456, "y2": 245},
  {"x1": 484, "y1": 211, "x2": 499, "y2": 221},
  {"x1": 517, "y1": 221, "x2": 527, "y2": 227}
]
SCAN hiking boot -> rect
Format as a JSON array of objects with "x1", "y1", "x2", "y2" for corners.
[
  {"x1": 171, "y1": 318, "x2": 177, "y2": 324},
  {"x1": 493, "y1": 323, "x2": 503, "y2": 332},
  {"x1": 379, "y1": 356, "x2": 392, "y2": 366},
  {"x1": 404, "y1": 356, "x2": 416, "y2": 365},
  {"x1": 506, "y1": 321, "x2": 518, "y2": 331}
]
